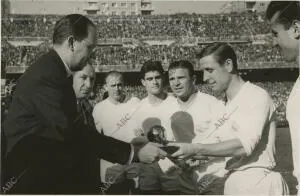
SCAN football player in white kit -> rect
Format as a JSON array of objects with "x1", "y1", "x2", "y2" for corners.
[
  {"x1": 167, "y1": 60, "x2": 226, "y2": 194},
  {"x1": 92, "y1": 71, "x2": 141, "y2": 194},
  {"x1": 135, "y1": 60, "x2": 180, "y2": 194},
  {"x1": 169, "y1": 43, "x2": 289, "y2": 195},
  {"x1": 266, "y1": 2, "x2": 300, "y2": 195}
]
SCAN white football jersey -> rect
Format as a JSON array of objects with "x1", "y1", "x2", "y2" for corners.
[{"x1": 92, "y1": 97, "x2": 140, "y2": 183}]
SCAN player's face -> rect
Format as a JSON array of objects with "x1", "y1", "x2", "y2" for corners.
[
  {"x1": 73, "y1": 65, "x2": 95, "y2": 99},
  {"x1": 270, "y1": 13, "x2": 300, "y2": 62},
  {"x1": 70, "y1": 26, "x2": 97, "y2": 71},
  {"x1": 105, "y1": 75, "x2": 125, "y2": 102},
  {"x1": 199, "y1": 55, "x2": 230, "y2": 93},
  {"x1": 169, "y1": 68, "x2": 195, "y2": 101},
  {"x1": 142, "y1": 71, "x2": 164, "y2": 95}
]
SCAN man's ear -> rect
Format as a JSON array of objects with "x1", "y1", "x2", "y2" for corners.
[
  {"x1": 224, "y1": 59, "x2": 234, "y2": 73},
  {"x1": 104, "y1": 84, "x2": 108, "y2": 91},
  {"x1": 192, "y1": 74, "x2": 196, "y2": 84},
  {"x1": 141, "y1": 79, "x2": 146, "y2": 87},
  {"x1": 68, "y1": 36, "x2": 75, "y2": 51},
  {"x1": 291, "y1": 20, "x2": 300, "y2": 40}
]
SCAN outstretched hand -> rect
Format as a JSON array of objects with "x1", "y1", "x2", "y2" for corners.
[
  {"x1": 167, "y1": 142, "x2": 199, "y2": 159},
  {"x1": 137, "y1": 142, "x2": 167, "y2": 163}
]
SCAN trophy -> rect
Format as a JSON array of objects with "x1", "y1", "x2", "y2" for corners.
[
  {"x1": 147, "y1": 125, "x2": 179, "y2": 155},
  {"x1": 147, "y1": 125, "x2": 195, "y2": 173}
]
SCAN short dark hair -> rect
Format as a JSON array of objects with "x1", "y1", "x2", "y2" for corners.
[
  {"x1": 53, "y1": 14, "x2": 95, "y2": 45},
  {"x1": 104, "y1": 71, "x2": 124, "y2": 84},
  {"x1": 196, "y1": 42, "x2": 238, "y2": 72},
  {"x1": 140, "y1": 60, "x2": 164, "y2": 79},
  {"x1": 168, "y1": 60, "x2": 194, "y2": 76},
  {"x1": 266, "y1": 1, "x2": 300, "y2": 29}
]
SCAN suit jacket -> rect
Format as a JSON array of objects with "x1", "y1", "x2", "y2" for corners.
[
  {"x1": 76, "y1": 98, "x2": 96, "y2": 130},
  {"x1": 2, "y1": 49, "x2": 131, "y2": 194},
  {"x1": 75, "y1": 98, "x2": 102, "y2": 194}
]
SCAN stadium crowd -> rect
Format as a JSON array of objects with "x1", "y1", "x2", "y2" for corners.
[
  {"x1": 92, "y1": 44, "x2": 287, "y2": 69},
  {"x1": 1, "y1": 42, "x2": 289, "y2": 70},
  {"x1": 1, "y1": 42, "x2": 50, "y2": 67},
  {"x1": 2, "y1": 12, "x2": 293, "y2": 70},
  {"x1": 2, "y1": 12, "x2": 268, "y2": 39}
]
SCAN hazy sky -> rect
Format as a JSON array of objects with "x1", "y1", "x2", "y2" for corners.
[{"x1": 9, "y1": 0, "x2": 228, "y2": 15}]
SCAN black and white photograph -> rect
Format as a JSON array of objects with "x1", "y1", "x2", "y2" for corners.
[{"x1": 1, "y1": 0, "x2": 299, "y2": 195}]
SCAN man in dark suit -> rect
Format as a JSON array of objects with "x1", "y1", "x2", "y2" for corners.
[
  {"x1": 73, "y1": 63, "x2": 96, "y2": 129},
  {"x1": 72, "y1": 63, "x2": 100, "y2": 194},
  {"x1": 2, "y1": 14, "x2": 166, "y2": 194}
]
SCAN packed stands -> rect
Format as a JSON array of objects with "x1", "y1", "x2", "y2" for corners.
[
  {"x1": 1, "y1": 42, "x2": 295, "y2": 70},
  {"x1": 2, "y1": 12, "x2": 267, "y2": 39},
  {"x1": 2, "y1": 12, "x2": 293, "y2": 70}
]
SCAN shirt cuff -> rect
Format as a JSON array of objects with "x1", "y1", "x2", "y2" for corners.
[{"x1": 127, "y1": 143, "x2": 135, "y2": 164}]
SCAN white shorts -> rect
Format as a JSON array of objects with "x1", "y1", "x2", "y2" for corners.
[{"x1": 224, "y1": 168, "x2": 289, "y2": 195}]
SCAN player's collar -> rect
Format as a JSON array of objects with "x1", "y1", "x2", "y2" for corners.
[
  {"x1": 146, "y1": 93, "x2": 168, "y2": 106},
  {"x1": 225, "y1": 81, "x2": 249, "y2": 106},
  {"x1": 108, "y1": 95, "x2": 130, "y2": 105},
  {"x1": 177, "y1": 91, "x2": 198, "y2": 111}
]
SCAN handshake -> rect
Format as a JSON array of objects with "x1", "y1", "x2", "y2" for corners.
[{"x1": 132, "y1": 125, "x2": 196, "y2": 164}]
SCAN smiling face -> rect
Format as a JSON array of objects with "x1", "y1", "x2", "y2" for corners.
[
  {"x1": 73, "y1": 64, "x2": 95, "y2": 99},
  {"x1": 142, "y1": 71, "x2": 164, "y2": 96},
  {"x1": 270, "y1": 12, "x2": 300, "y2": 62},
  {"x1": 168, "y1": 68, "x2": 195, "y2": 101},
  {"x1": 199, "y1": 54, "x2": 231, "y2": 93}
]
